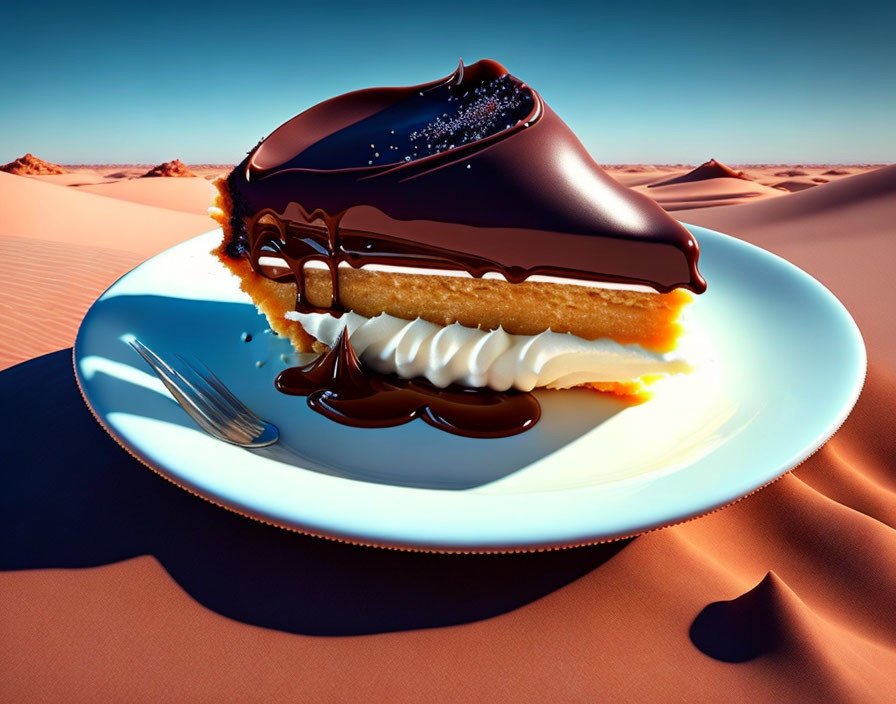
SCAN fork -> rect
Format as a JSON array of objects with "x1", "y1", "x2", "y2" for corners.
[{"x1": 129, "y1": 338, "x2": 279, "y2": 448}]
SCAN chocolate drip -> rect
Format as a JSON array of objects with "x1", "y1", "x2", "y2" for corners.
[
  {"x1": 250, "y1": 208, "x2": 348, "y2": 313},
  {"x1": 275, "y1": 331, "x2": 541, "y2": 438}
]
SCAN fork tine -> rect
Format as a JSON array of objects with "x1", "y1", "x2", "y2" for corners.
[
  {"x1": 152, "y1": 353, "x2": 259, "y2": 443},
  {"x1": 136, "y1": 343, "x2": 258, "y2": 445},
  {"x1": 129, "y1": 339, "x2": 238, "y2": 439},
  {"x1": 129, "y1": 338, "x2": 278, "y2": 447},
  {"x1": 171, "y1": 356, "x2": 263, "y2": 436},
  {"x1": 190, "y1": 358, "x2": 264, "y2": 420},
  {"x1": 175, "y1": 355, "x2": 264, "y2": 434},
  {"x1": 168, "y1": 360, "x2": 275, "y2": 445}
]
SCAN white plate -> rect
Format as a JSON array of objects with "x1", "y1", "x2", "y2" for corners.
[{"x1": 74, "y1": 227, "x2": 865, "y2": 552}]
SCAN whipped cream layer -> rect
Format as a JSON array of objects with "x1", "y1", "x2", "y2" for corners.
[{"x1": 285, "y1": 310, "x2": 690, "y2": 392}]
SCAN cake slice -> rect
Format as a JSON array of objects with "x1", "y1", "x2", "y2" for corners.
[{"x1": 210, "y1": 59, "x2": 706, "y2": 396}]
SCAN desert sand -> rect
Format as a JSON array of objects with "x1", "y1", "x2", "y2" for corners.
[
  {"x1": 635, "y1": 176, "x2": 788, "y2": 210},
  {"x1": 605, "y1": 160, "x2": 880, "y2": 208},
  {"x1": 73, "y1": 176, "x2": 216, "y2": 214},
  {"x1": 0, "y1": 155, "x2": 894, "y2": 701},
  {"x1": 0, "y1": 171, "x2": 211, "y2": 368}
]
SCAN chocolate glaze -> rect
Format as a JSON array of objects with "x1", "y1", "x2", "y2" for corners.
[
  {"x1": 224, "y1": 58, "x2": 706, "y2": 310},
  {"x1": 226, "y1": 60, "x2": 703, "y2": 437},
  {"x1": 276, "y1": 331, "x2": 541, "y2": 438}
]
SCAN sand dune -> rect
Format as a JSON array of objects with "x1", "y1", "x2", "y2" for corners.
[
  {"x1": 772, "y1": 179, "x2": 817, "y2": 192},
  {"x1": 748, "y1": 166, "x2": 869, "y2": 189},
  {"x1": 0, "y1": 171, "x2": 210, "y2": 254},
  {"x1": 74, "y1": 176, "x2": 216, "y2": 215},
  {"x1": 28, "y1": 172, "x2": 117, "y2": 187},
  {"x1": 632, "y1": 159, "x2": 789, "y2": 209},
  {"x1": 610, "y1": 160, "x2": 870, "y2": 205},
  {"x1": 635, "y1": 176, "x2": 786, "y2": 210},
  {"x1": 609, "y1": 168, "x2": 688, "y2": 187},
  {"x1": 0, "y1": 171, "x2": 214, "y2": 369},
  {"x1": 680, "y1": 164, "x2": 895, "y2": 230},
  {"x1": 609, "y1": 164, "x2": 875, "y2": 193},
  {"x1": 649, "y1": 159, "x2": 752, "y2": 188}
]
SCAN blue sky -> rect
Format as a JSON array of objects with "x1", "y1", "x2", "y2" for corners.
[{"x1": 3, "y1": 1, "x2": 894, "y2": 164}]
